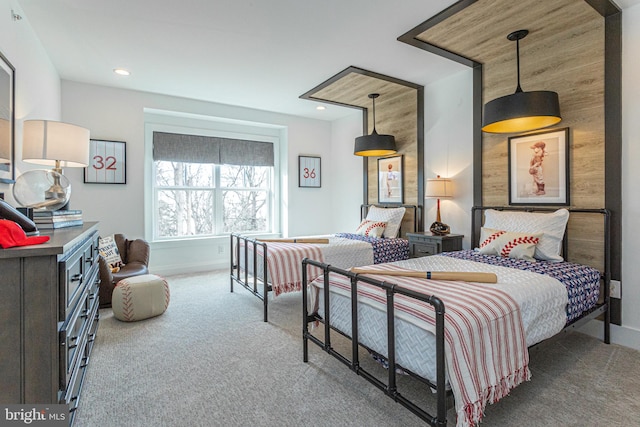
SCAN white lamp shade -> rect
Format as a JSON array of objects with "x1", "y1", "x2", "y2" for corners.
[
  {"x1": 425, "y1": 177, "x2": 452, "y2": 199},
  {"x1": 22, "y1": 120, "x2": 90, "y2": 168},
  {"x1": 0, "y1": 118, "x2": 9, "y2": 162}
]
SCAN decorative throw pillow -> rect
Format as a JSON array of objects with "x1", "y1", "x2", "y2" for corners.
[
  {"x1": 355, "y1": 220, "x2": 387, "y2": 238},
  {"x1": 478, "y1": 227, "x2": 541, "y2": 261},
  {"x1": 99, "y1": 235, "x2": 123, "y2": 270},
  {"x1": 365, "y1": 206, "x2": 406, "y2": 238},
  {"x1": 483, "y1": 209, "x2": 569, "y2": 262}
]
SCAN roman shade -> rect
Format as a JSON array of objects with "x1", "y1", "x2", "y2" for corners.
[{"x1": 152, "y1": 131, "x2": 274, "y2": 166}]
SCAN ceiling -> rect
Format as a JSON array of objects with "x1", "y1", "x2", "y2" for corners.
[
  {"x1": 15, "y1": 0, "x2": 640, "y2": 122},
  {"x1": 15, "y1": 0, "x2": 468, "y2": 121}
]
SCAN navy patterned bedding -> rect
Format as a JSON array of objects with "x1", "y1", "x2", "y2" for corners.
[
  {"x1": 335, "y1": 233, "x2": 409, "y2": 264},
  {"x1": 442, "y1": 250, "x2": 601, "y2": 323}
]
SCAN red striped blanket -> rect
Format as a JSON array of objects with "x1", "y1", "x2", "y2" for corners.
[
  {"x1": 317, "y1": 264, "x2": 530, "y2": 427},
  {"x1": 255, "y1": 242, "x2": 325, "y2": 296}
]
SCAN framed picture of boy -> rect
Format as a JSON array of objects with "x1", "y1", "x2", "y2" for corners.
[
  {"x1": 508, "y1": 127, "x2": 569, "y2": 206},
  {"x1": 378, "y1": 155, "x2": 403, "y2": 204}
]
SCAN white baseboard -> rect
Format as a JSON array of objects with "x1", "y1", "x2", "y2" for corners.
[
  {"x1": 579, "y1": 319, "x2": 640, "y2": 351},
  {"x1": 149, "y1": 260, "x2": 228, "y2": 277}
]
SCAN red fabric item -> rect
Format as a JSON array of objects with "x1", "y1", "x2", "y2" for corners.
[{"x1": 0, "y1": 219, "x2": 50, "y2": 249}]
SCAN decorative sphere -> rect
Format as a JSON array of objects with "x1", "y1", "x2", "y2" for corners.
[{"x1": 13, "y1": 169, "x2": 71, "y2": 211}]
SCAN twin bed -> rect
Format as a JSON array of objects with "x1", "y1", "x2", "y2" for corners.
[
  {"x1": 302, "y1": 206, "x2": 610, "y2": 427},
  {"x1": 230, "y1": 205, "x2": 417, "y2": 321}
]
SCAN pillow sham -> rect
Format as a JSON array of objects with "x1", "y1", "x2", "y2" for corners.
[
  {"x1": 365, "y1": 206, "x2": 406, "y2": 238},
  {"x1": 355, "y1": 220, "x2": 387, "y2": 238},
  {"x1": 483, "y1": 208, "x2": 569, "y2": 262},
  {"x1": 478, "y1": 227, "x2": 541, "y2": 261},
  {"x1": 99, "y1": 235, "x2": 123, "y2": 269}
]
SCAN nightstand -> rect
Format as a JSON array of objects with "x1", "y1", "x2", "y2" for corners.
[{"x1": 406, "y1": 232, "x2": 464, "y2": 258}]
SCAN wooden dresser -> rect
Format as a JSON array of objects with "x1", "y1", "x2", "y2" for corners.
[{"x1": 0, "y1": 222, "x2": 100, "y2": 424}]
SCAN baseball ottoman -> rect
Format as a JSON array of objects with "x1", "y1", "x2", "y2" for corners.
[{"x1": 112, "y1": 274, "x2": 170, "y2": 322}]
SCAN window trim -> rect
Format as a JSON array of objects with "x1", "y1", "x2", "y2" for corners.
[{"x1": 144, "y1": 116, "x2": 281, "y2": 244}]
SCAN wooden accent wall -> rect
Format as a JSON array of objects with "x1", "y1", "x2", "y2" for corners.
[
  {"x1": 416, "y1": 0, "x2": 605, "y2": 207},
  {"x1": 301, "y1": 67, "x2": 423, "y2": 233},
  {"x1": 401, "y1": 0, "x2": 609, "y2": 268}
]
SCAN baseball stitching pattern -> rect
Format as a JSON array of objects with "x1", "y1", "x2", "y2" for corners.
[
  {"x1": 500, "y1": 236, "x2": 540, "y2": 257},
  {"x1": 118, "y1": 280, "x2": 135, "y2": 321},
  {"x1": 480, "y1": 230, "x2": 506, "y2": 248}
]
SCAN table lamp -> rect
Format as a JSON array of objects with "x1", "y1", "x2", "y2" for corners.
[
  {"x1": 425, "y1": 175, "x2": 452, "y2": 235},
  {"x1": 14, "y1": 120, "x2": 90, "y2": 210}
]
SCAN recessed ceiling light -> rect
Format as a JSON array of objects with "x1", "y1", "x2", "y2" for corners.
[
  {"x1": 316, "y1": 105, "x2": 326, "y2": 110},
  {"x1": 113, "y1": 68, "x2": 131, "y2": 76}
]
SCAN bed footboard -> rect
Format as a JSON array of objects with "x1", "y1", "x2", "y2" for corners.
[
  {"x1": 230, "y1": 233, "x2": 270, "y2": 322},
  {"x1": 302, "y1": 258, "x2": 450, "y2": 426}
]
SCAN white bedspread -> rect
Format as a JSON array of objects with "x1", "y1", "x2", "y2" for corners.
[{"x1": 309, "y1": 255, "x2": 569, "y2": 427}]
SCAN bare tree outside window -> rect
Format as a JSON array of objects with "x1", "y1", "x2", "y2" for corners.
[{"x1": 154, "y1": 161, "x2": 271, "y2": 239}]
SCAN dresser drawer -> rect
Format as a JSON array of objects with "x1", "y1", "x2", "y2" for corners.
[
  {"x1": 411, "y1": 242, "x2": 439, "y2": 257},
  {"x1": 59, "y1": 296, "x2": 87, "y2": 389},
  {"x1": 62, "y1": 342, "x2": 88, "y2": 417},
  {"x1": 60, "y1": 237, "x2": 96, "y2": 320},
  {"x1": 83, "y1": 234, "x2": 99, "y2": 273},
  {"x1": 59, "y1": 267, "x2": 99, "y2": 388}
]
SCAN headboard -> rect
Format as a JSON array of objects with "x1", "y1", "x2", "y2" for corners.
[
  {"x1": 361, "y1": 204, "x2": 422, "y2": 238},
  {"x1": 471, "y1": 206, "x2": 610, "y2": 274}
]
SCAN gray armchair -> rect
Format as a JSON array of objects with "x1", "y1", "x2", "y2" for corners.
[{"x1": 99, "y1": 234, "x2": 150, "y2": 308}]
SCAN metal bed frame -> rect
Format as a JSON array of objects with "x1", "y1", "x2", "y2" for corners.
[
  {"x1": 230, "y1": 204, "x2": 420, "y2": 322},
  {"x1": 302, "y1": 207, "x2": 610, "y2": 426}
]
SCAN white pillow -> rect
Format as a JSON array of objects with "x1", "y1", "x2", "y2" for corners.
[
  {"x1": 478, "y1": 227, "x2": 541, "y2": 261},
  {"x1": 99, "y1": 235, "x2": 123, "y2": 268},
  {"x1": 354, "y1": 220, "x2": 387, "y2": 238},
  {"x1": 483, "y1": 209, "x2": 569, "y2": 262},
  {"x1": 365, "y1": 206, "x2": 406, "y2": 238}
]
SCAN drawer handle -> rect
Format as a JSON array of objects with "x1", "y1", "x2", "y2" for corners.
[
  {"x1": 71, "y1": 273, "x2": 83, "y2": 282},
  {"x1": 61, "y1": 335, "x2": 78, "y2": 347}
]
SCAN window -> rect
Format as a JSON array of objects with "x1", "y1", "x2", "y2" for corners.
[{"x1": 151, "y1": 130, "x2": 276, "y2": 240}]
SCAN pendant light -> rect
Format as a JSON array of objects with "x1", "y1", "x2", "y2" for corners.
[
  {"x1": 354, "y1": 93, "x2": 397, "y2": 156},
  {"x1": 482, "y1": 29, "x2": 561, "y2": 134}
]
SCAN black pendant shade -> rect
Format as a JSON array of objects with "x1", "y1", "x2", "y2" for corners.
[
  {"x1": 482, "y1": 90, "x2": 561, "y2": 134},
  {"x1": 482, "y1": 30, "x2": 561, "y2": 134},
  {"x1": 354, "y1": 93, "x2": 397, "y2": 156}
]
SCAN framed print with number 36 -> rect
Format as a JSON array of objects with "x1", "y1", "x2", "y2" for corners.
[
  {"x1": 84, "y1": 139, "x2": 126, "y2": 184},
  {"x1": 298, "y1": 155, "x2": 321, "y2": 188}
]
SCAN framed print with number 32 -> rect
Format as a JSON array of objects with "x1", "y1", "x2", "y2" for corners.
[
  {"x1": 84, "y1": 139, "x2": 126, "y2": 184},
  {"x1": 298, "y1": 155, "x2": 321, "y2": 188}
]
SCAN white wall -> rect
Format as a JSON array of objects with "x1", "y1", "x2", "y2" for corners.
[
  {"x1": 603, "y1": 3, "x2": 640, "y2": 347},
  {"x1": 329, "y1": 111, "x2": 365, "y2": 232},
  {"x1": 580, "y1": 3, "x2": 640, "y2": 349},
  {"x1": 424, "y1": 69, "x2": 474, "y2": 247},
  {"x1": 0, "y1": 0, "x2": 61, "y2": 203},
  {"x1": 61, "y1": 81, "x2": 342, "y2": 274}
]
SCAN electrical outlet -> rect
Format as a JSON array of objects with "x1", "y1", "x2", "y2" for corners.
[
  {"x1": 217, "y1": 245, "x2": 224, "y2": 254},
  {"x1": 610, "y1": 280, "x2": 621, "y2": 299}
]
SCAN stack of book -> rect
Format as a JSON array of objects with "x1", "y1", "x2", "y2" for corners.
[{"x1": 33, "y1": 209, "x2": 83, "y2": 229}]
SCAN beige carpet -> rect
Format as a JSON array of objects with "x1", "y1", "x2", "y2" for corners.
[{"x1": 74, "y1": 270, "x2": 640, "y2": 427}]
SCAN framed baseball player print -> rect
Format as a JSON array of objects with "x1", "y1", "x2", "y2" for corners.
[{"x1": 508, "y1": 128, "x2": 569, "y2": 206}]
